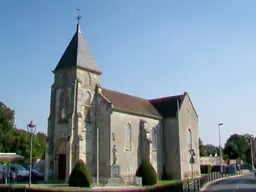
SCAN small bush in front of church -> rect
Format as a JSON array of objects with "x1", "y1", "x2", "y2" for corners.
[
  {"x1": 135, "y1": 160, "x2": 157, "y2": 186},
  {"x1": 69, "y1": 159, "x2": 92, "y2": 187}
]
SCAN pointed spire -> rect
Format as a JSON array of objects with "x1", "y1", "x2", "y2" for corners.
[
  {"x1": 53, "y1": 9, "x2": 101, "y2": 75},
  {"x1": 77, "y1": 24, "x2": 80, "y2": 32}
]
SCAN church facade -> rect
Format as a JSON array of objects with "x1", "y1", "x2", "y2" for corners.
[{"x1": 44, "y1": 24, "x2": 201, "y2": 182}]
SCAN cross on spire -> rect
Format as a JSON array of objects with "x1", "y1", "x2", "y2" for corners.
[{"x1": 76, "y1": 8, "x2": 81, "y2": 24}]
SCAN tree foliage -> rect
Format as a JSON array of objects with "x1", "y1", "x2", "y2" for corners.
[
  {"x1": 199, "y1": 138, "x2": 207, "y2": 157},
  {"x1": 199, "y1": 138, "x2": 220, "y2": 157},
  {"x1": 0, "y1": 101, "x2": 46, "y2": 160},
  {"x1": 204, "y1": 144, "x2": 220, "y2": 156},
  {"x1": 223, "y1": 134, "x2": 249, "y2": 161}
]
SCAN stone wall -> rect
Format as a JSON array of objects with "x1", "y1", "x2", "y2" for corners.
[
  {"x1": 110, "y1": 111, "x2": 162, "y2": 179},
  {"x1": 179, "y1": 94, "x2": 200, "y2": 180},
  {"x1": 200, "y1": 156, "x2": 223, "y2": 165}
]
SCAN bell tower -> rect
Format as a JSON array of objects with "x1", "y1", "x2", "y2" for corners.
[{"x1": 45, "y1": 13, "x2": 101, "y2": 182}]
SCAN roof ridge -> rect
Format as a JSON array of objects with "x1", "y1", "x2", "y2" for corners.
[
  {"x1": 100, "y1": 87, "x2": 162, "y2": 120},
  {"x1": 149, "y1": 93, "x2": 184, "y2": 101},
  {"x1": 101, "y1": 87, "x2": 148, "y2": 101}
]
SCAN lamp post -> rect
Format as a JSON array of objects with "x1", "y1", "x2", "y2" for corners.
[
  {"x1": 251, "y1": 138, "x2": 254, "y2": 170},
  {"x1": 218, "y1": 123, "x2": 223, "y2": 173},
  {"x1": 27, "y1": 121, "x2": 37, "y2": 187},
  {"x1": 96, "y1": 128, "x2": 99, "y2": 185}
]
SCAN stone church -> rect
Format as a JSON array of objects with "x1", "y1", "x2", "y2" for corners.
[{"x1": 44, "y1": 23, "x2": 201, "y2": 182}]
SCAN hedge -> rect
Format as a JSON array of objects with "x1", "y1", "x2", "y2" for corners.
[{"x1": 200, "y1": 164, "x2": 212, "y2": 174}]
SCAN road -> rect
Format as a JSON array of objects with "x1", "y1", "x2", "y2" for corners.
[{"x1": 202, "y1": 173, "x2": 256, "y2": 192}]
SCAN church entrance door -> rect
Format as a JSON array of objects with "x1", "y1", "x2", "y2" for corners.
[
  {"x1": 58, "y1": 154, "x2": 66, "y2": 180},
  {"x1": 56, "y1": 139, "x2": 67, "y2": 181}
]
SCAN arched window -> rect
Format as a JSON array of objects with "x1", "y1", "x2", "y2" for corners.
[
  {"x1": 152, "y1": 127, "x2": 157, "y2": 150},
  {"x1": 59, "y1": 90, "x2": 66, "y2": 121},
  {"x1": 188, "y1": 128, "x2": 192, "y2": 149},
  {"x1": 85, "y1": 72, "x2": 91, "y2": 87},
  {"x1": 125, "y1": 124, "x2": 132, "y2": 151}
]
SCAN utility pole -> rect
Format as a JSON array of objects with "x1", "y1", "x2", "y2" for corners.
[
  {"x1": 218, "y1": 123, "x2": 223, "y2": 173},
  {"x1": 96, "y1": 128, "x2": 99, "y2": 185},
  {"x1": 251, "y1": 138, "x2": 254, "y2": 169}
]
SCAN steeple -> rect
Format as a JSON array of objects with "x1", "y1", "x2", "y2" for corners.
[{"x1": 53, "y1": 19, "x2": 101, "y2": 75}]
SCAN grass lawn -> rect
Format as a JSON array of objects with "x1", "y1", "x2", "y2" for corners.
[{"x1": 156, "y1": 180, "x2": 180, "y2": 185}]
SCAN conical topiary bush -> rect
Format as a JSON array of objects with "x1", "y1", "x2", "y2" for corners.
[
  {"x1": 135, "y1": 160, "x2": 158, "y2": 186},
  {"x1": 68, "y1": 159, "x2": 92, "y2": 187}
]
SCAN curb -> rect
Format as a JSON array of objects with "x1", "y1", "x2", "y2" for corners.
[{"x1": 200, "y1": 174, "x2": 243, "y2": 192}]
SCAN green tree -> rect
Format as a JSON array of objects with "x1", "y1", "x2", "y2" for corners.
[
  {"x1": 0, "y1": 101, "x2": 46, "y2": 160},
  {"x1": 199, "y1": 138, "x2": 207, "y2": 157},
  {"x1": 0, "y1": 101, "x2": 15, "y2": 132},
  {"x1": 243, "y1": 133, "x2": 255, "y2": 164},
  {"x1": 224, "y1": 134, "x2": 249, "y2": 161},
  {"x1": 204, "y1": 144, "x2": 219, "y2": 156},
  {"x1": 0, "y1": 101, "x2": 15, "y2": 151}
]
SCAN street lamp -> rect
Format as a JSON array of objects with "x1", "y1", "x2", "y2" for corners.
[
  {"x1": 27, "y1": 121, "x2": 37, "y2": 187},
  {"x1": 218, "y1": 123, "x2": 223, "y2": 173},
  {"x1": 251, "y1": 138, "x2": 254, "y2": 170}
]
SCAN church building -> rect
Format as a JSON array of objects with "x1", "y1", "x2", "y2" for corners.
[{"x1": 44, "y1": 23, "x2": 201, "y2": 182}]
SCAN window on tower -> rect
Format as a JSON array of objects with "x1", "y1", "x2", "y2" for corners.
[
  {"x1": 58, "y1": 89, "x2": 68, "y2": 124},
  {"x1": 85, "y1": 72, "x2": 91, "y2": 87},
  {"x1": 61, "y1": 108, "x2": 66, "y2": 120}
]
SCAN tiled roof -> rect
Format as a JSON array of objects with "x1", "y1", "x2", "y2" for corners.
[
  {"x1": 54, "y1": 24, "x2": 101, "y2": 74},
  {"x1": 101, "y1": 88, "x2": 162, "y2": 120},
  {"x1": 149, "y1": 94, "x2": 185, "y2": 118}
]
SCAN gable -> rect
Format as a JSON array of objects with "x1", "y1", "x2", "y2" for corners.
[
  {"x1": 182, "y1": 92, "x2": 198, "y2": 117},
  {"x1": 149, "y1": 94, "x2": 185, "y2": 118}
]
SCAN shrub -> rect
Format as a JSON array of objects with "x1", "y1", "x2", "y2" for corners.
[
  {"x1": 68, "y1": 159, "x2": 92, "y2": 187},
  {"x1": 135, "y1": 160, "x2": 157, "y2": 186},
  {"x1": 200, "y1": 165, "x2": 212, "y2": 174}
]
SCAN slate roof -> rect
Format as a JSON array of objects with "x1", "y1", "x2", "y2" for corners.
[
  {"x1": 54, "y1": 24, "x2": 101, "y2": 74},
  {"x1": 100, "y1": 88, "x2": 162, "y2": 120},
  {"x1": 149, "y1": 94, "x2": 185, "y2": 118}
]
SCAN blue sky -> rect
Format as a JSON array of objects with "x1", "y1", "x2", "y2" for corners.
[{"x1": 0, "y1": 0, "x2": 255, "y2": 147}]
